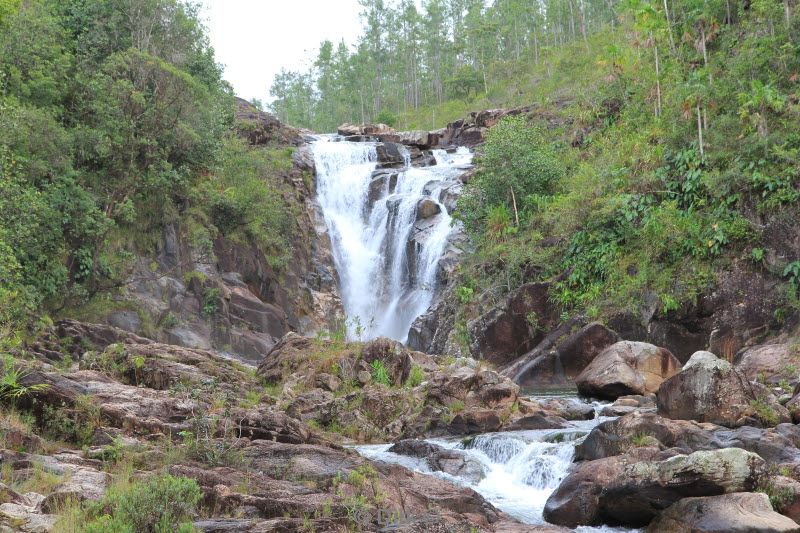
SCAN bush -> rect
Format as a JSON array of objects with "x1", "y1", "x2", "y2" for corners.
[
  {"x1": 370, "y1": 360, "x2": 391, "y2": 386},
  {"x1": 461, "y1": 115, "x2": 563, "y2": 230},
  {"x1": 81, "y1": 474, "x2": 201, "y2": 533}
]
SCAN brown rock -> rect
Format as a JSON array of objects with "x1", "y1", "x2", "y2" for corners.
[{"x1": 576, "y1": 341, "x2": 680, "y2": 400}]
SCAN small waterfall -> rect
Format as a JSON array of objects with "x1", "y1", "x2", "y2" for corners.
[
  {"x1": 355, "y1": 397, "x2": 636, "y2": 532},
  {"x1": 312, "y1": 136, "x2": 472, "y2": 341}
]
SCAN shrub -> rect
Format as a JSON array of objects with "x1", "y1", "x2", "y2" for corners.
[
  {"x1": 405, "y1": 365, "x2": 425, "y2": 388},
  {"x1": 81, "y1": 474, "x2": 201, "y2": 533},
  {"x1": 462, "y1": 115, "x2": 563, "y2": 227},
  {"x1": 370, "y1": 360, "x2": 391, "y2": 386}
]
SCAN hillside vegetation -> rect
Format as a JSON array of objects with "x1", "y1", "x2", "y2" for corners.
[{"x1": 0, "y1": 0, "x2": 295, "y2": 344}]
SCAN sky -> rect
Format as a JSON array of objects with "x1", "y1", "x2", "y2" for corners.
[{"x1": 198, "y1": 0, "x2": 364, "y2": 103}]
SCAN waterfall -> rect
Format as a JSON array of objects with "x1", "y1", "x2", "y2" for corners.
[{"x1": 312, "y1": 136, "x2": 472, "y2": 341}]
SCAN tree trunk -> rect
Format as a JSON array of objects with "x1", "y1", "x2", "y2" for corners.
[
  {"x1": 654, "y1": 39, "x2": 662, "y2": 117},
  {"x1": 696, "y1": 104, "x2": 705, "y2": 157}
]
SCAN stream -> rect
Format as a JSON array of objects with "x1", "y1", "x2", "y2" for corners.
[{"x1": 356, "y1": 392, "x2": 635, "y2": 532}]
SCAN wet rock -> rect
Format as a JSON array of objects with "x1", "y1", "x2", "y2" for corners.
[
  {"x1": 448, "y1": 410, "x2": 502, "y2": 435},
  {"x1": 544, "y1": 447, "x2": 766, "y2": 528},
  {"x1": 577, "y1": 411, "x2": 800, "y2": 467},
  {"x1": 375, "y1": 142, "x2": 407, "y2": 168},
  {"x1": 389, "y1": 439, "x2": 486, "y2": 483},
  {"x1": 575, "y1": 341, "x2": 680, "y2": 400},
  {"x1": 416, "y1": 198, "x2": 441, "y2": 219},
  {"x1": 535, "y1": 398, "x2": 596, "y2": 421},
  {"x1": 507, "y1": 414, "x2": 568, "y2": 430},
  {"x1": 657, "y1": 351, "x2": 791, "y2": 427},
  {"x1": 647, "y1": 492, "x2": 800, "y2": 533},
  {"x1": 367, "y1": 170, "x2": 398, "y2": 208}
]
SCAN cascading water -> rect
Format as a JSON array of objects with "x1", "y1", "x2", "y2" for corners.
[
  {"x1": 356, "y1": 396, "x2": 636, "y2": 532},
  {"x1": 313, "y1": 135, "x2": 472, "y2": 341}
]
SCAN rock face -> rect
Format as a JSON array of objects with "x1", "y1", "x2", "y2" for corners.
[
  {"x1": 543, "y1": 447, "x2": 766, "y2": 528},
  {"x1": 657, "y1": 351, "x2": 791, "y2": 427},
  {"x1": 735, "y1": 343, "x2": 798, "y2": 383},
  {"x1": 234, "y1": 97, "x2": 302, "y2": 146},
  {"x1": 575, "y1": 341, "x2": 680, "y2": 400},
  {"x1": 647, "y1": 492, "x2": 800, "y2": 533},
  {"x1": 510, "y1": 322, "x2": 620, "y2": 388},
  {"x1": 468, "y1": 282, "x2": 559, "y2": 366}
]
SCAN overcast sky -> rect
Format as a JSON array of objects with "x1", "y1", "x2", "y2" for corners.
[{"x1": 199, "y1": 0, "x2": 364, "y2": 103}]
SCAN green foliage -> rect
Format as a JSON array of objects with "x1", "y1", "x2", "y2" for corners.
[
  {"x1": 784, "y1": 262, "x2": 800, "y2": 293},
  {"x1": 370, "y1": 360, "x2": 391, "y2": 386},
  {"x1": 375, "y1": 110, "x2": 397, "y2": 127},
  {"x1": 458, "y1": 116, "x2": 563, "y2": 233},
  {"x1": 405, "y1": 364, "x2": 425, "y2": 388},
  {"x1": 79, "y1": 474, "x2": 201, "y2": 533},
  {"x1": 0, "y1": 355, "x2": 49, "y2": 405}
]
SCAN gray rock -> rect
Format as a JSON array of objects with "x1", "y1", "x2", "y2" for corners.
[
  {"x1": 647, "y1": 492, "x2": 800, "y2": 532},
  {"x1": 657, "y1": 350, "x2": 791, "y2": 428},
  {"x1": 544, "y1": 447, "x2": 766, "y2": 528}
]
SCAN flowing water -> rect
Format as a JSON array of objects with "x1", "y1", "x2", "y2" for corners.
[
  {"x1": 312, "y1": 135, "x2": 472, "y2": 341},
  {"x1": 356, "y1": 397, "x2": 636, "y2": 532}
]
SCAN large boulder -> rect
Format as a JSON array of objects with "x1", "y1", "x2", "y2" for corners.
[
  {"x1": 575, "y1": 341, "x2": 680, "y2": 400},
  {"x1": 657, "y1": 351, "x2": 791, "y2": 428},
  {"x1": 544, "y1": 447, "x2": 766, "y2": 528},
  {"x1": 512, "y1": 321, "x2": 620, "y2": 388},
  {"x1": 647, "y1": 492, "x2": 800, "y2": 533}
]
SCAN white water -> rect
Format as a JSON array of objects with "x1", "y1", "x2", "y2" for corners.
[
  {"x1": 356, "y1": 397, "x2": 636, "y2": 532},
  {"x1": 313, "y1": 136, "x2": 472, "y2": 341}
]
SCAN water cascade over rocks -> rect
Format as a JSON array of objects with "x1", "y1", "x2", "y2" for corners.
[
  {"x1": 312, "y1": 135, "x2": 472, "y2": 341},
  {"x1": 357, "y1": 398, "x2": 633, "y2": 532}
]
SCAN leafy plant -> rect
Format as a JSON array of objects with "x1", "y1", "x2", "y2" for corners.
[
  {"x1": 405, "y1": 365, "x2": 425, "y2": 388},
  {"x1": 784, "y1": 261, "x2": 800, "y2": 292},
  {"x1": 370, "y1": 360, "x2": 391, "y2": 386},
  {"x1": 0, "y1": 355, "x2": 48, "y2": 406},
  {"x1": 79, "y1": 474, "x2": 201, "y2": 533}
]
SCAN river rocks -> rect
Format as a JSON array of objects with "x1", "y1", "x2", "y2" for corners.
[
  {"x1": 397, "y1": 130, "x2": 437, "y2": 148},
  {"x1": 575, "y1": 341, "x2": 680, "y2": 400},
  {"x1": 600, "y1": 394, "x2": 657, "y2": 416},
  {"x1": 647, "y1": 492, "x2": 800, "y2": 533},
  {"x1": 576, "y1": 411, "x2": 800, "y2": 470},
  {"x1": 468, "y1": 282, "x2": 559, "y2": 366},
  {"x1": 511, "y1": 322, "x2": 620, "y2": 388},
  {"x1": 389, "y1": 439, "x2": 486, "y2": 482},
  {"x1": 657, "y1": 351, "x2": 791, "y2": 427},
  {"x1": 367, "y1": 170, "x2": 398, "y2": 208},
  {"x1": 544, "y1": 447, "x2": 766, "y2": 528},
  {"x1": 375, "y1": 142, "x2": 407, "y2": 168},
  {"x1": 416, "y1": 198, "x2": 441, "y2": 219}
]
